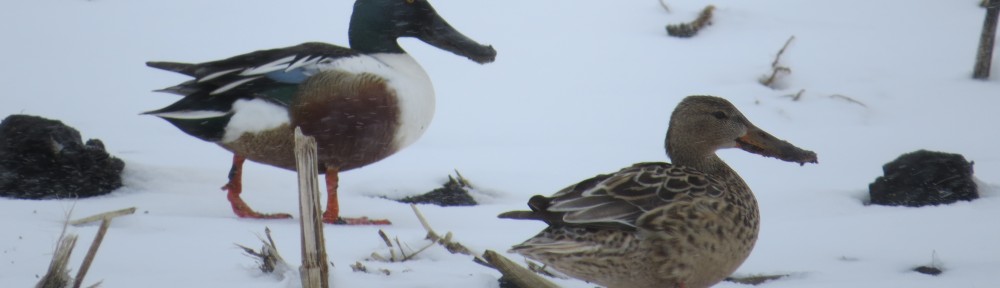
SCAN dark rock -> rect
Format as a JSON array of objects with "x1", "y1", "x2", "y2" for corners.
[
  {"x1": 0, "y1": 115, "x2": 125, "y2": 199},
  {"x1": 913, "y1": 265, "x2": 942, "y2": 276},
  {"x1": 397, "y1": 173, "x2": 477, "y2": 207},
  {"x1": 869, "y1": 150, "x2": 977, "y2": 207}
]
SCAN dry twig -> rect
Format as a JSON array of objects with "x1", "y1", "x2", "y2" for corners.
[
  {"x1": 659, "y1": 0, "x2": 671, "y2": 13},
  {"x1": 410, "y1": 204, "x2": 479, "y2": 258},
  {"x1": 829, "y1": 94, "x2": 868, "y2": 108},
  {"x1": 370, "y1": 229, "x2": 436, "y2": 262},
  {"x1": 760, "y1": 36, "x2": 796, "y2": 88},
  {"x1": 236, "y1": 227, "x2": 287, "y2": 274},
  {"x1": 771, "y1": 36, "x2": 795, "y2": 68},
  {"x1": 780, "y1": 89, "x2": 806, "y2": 101},
  {"x1": 376, "y1": 230, "x2": 398, "y2": 261}
]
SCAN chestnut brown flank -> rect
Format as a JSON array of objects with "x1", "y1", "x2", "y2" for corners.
[
  {"x1": 221, "y1": 71, "x2": 400, "y2": 173},
  {"x1": 292, "y1": 71, "x2": 400, "y2": 171}
]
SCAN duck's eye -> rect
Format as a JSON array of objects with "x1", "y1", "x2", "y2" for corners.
[{"x1": 711, "y1": 111, "x2": 728, "y2": 120}]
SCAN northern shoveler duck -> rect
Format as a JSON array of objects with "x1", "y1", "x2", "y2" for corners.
[
  {"x1": 499, "y1": 96, "x2": 817, "y2": 288},
  {"x1": 145, "y1": 0, "x2": 495, "y2": 225}
]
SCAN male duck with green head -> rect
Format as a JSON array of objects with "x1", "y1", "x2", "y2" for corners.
[{"x1": 145, "y1": 0, "x2": 496, "y2": 225}]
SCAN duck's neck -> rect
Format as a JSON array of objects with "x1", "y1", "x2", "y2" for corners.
[
  {"x1": 347, "y1": 3, "x2": 407, "y2": 54},
  {"x1": 666, "y1": 127, "x2": 738, "y2": 178},
  {"x1": 669, "y1": 151, "x2": 736, "y2": 178},
  {"x1": 349, "y1": 26, "x2": 405, "y2": 54}
]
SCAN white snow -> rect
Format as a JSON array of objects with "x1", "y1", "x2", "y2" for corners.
[{"x1": 1, "y1": 0, "x2": 999, "y2": 287}]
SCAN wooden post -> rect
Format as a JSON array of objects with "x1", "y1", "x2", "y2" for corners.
[
  {"x1": 974, "y1": 0, "x2": 1000, "y2": 79},
  {"x1": 294, "y1": 127, "x2": 329, "y2": 288}
]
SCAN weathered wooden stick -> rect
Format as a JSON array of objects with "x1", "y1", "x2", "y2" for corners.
[
  {"x1": 483, "y1": 250, "x2": 560, "y2": 288},
  {"x1": 71, "y1": 207, "x2": 136, "y2": 288},
  {"x1": 295, "y1": 127, "x2": 329, "y2": 288},
  {"x1": 72, "y1": 219, "x2": 111, "y2": 288},
  {"x1": 70, "y1": 207, "x2": 136, "y2": 226},
  {"x1": 974, "y1": 0, "x2": 999, "y2": 79}
]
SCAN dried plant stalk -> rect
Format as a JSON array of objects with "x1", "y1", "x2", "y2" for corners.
[
  {"x1": 666, "y1": 5, "x2": 715, "y2": 38},
  {"x1": 410, "y1": 204, "x2": 477, "y2": 258},
  {"x1": 237, "y1": 227, "x2": 287, "y2": 273},
  {"x1": 760, "y1": 36, "x2": 795, "y2": 88},
  {"x1": 829, "y1": 94, "x2": 868, "y2": 108},
  {"x1": 294, "y1": 128, "x2": 328, "y2": 288},
  {"x1": 36, "y1": 234, "x2": 78, "y2": 288}
]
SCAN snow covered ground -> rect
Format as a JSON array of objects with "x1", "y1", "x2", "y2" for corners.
[{"x1": 2, "y1": 0, "x2": 999, "y2": 287}]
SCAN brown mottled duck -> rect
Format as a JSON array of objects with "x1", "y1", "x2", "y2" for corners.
[{"x1": 499, "y1": 95, "x2": 817, "y2": 288}]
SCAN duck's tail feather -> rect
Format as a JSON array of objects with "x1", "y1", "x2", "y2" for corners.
[
  {"x1": 497, "y1": 210, "x2": 541, "y2": 220},
  {"x1": 147, "y1": 61, "x2": 198, "y2": 77}
]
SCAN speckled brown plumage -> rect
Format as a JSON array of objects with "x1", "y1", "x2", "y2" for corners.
[{"x1": 500, "y1": 96, "x2": 817, "y2": 288}]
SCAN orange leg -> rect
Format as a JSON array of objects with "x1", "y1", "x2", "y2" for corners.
[
  {"x1": 322, "y1": 166, "x2": 390, "y2": 225},
  {"x1": 221, "y1": 154, "x2": 292, "y2": 219}
]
